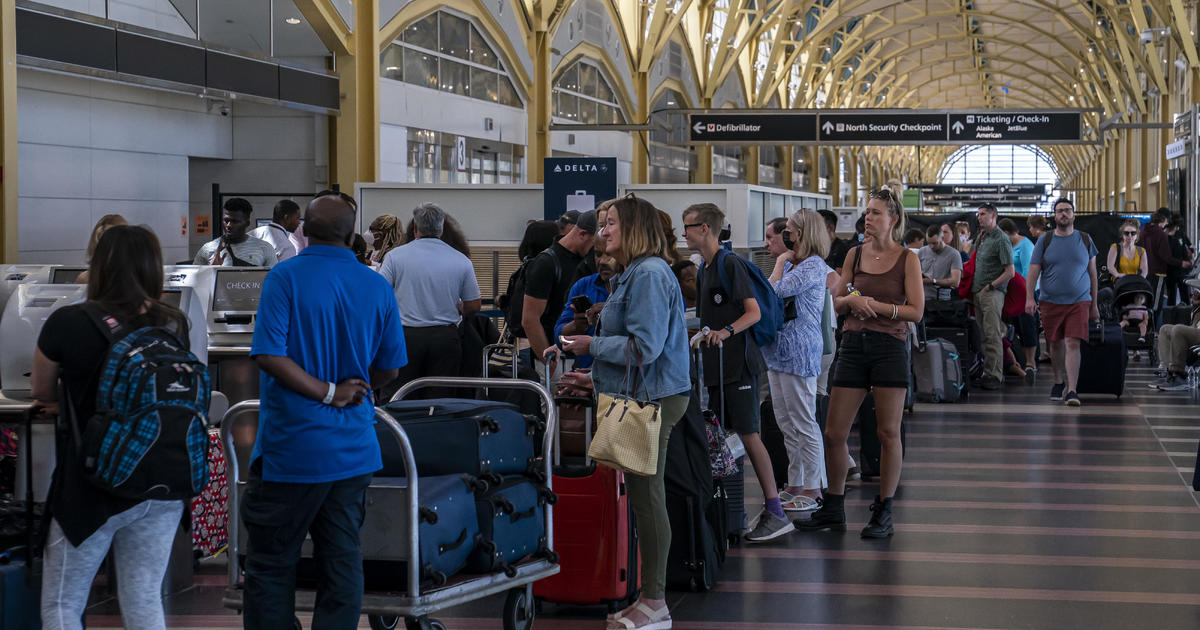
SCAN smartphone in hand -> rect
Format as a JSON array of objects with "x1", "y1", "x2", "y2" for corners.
[{"x1": 571, "y1": 295, "x2": 593, "y2": 313}]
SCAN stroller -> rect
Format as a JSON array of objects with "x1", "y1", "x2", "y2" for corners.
[{"x1": 1103, "y1": 275, "x2": 1157, "y2": 362}]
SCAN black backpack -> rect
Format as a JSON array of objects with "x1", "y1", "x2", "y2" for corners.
[{"x1": 498, "y1": 247, "x2": 561, "y2": 339}]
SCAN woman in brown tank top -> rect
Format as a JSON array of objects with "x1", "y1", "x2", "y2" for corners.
[{"x1": 796, "y1": 188, "x2": 924, "y2": 539}]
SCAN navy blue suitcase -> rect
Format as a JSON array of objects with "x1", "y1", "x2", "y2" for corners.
[
  {"x1": 413, "y1": 473, "x2": 485, "y2": 586},
  {"x1": 466, "y1": 477, "x2": 556, "y2": 576},
  {"x1": 0, "y1": 555, "x2": 40, "y2": 630},
  {"x1": 382, "y1": 399, "x2": 545, "y2": 483}
]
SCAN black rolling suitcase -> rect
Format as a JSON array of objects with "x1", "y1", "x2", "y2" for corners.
[
  {"x1": 696, "y1": 344, "x2": 746, "y2": 543},
  {"x1": 857, "y1": 392, "x2": 908, "y2": 479},
  {"x1": 665, "y1": 395, "x2": 723, "y2": 592},
  {"x1": 1076, "y1": 322, "x2": 1127, "y2": 397}
]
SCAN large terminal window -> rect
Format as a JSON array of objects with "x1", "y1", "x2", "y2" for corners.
[
  {"x1": 553, "y1": 60, "x2": 626, "y2": 125},
  {"x1": 380, "y1": 11, "x2": 522, "y2": 108}
]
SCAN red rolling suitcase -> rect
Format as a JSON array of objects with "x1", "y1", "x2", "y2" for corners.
[{"x1": 533, "y1": 367, "x2": 640, "y2": 611}]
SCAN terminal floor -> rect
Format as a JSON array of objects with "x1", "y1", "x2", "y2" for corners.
[{"x1": 84, "y1": 365, "x2": 1200, "y2": 629}]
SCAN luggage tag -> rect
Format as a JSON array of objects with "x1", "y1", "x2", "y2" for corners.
[{"x1": 725, "y1": 432, "x2": 746, "y2": 460}]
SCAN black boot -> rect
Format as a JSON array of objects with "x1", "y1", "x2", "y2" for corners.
[
  {"x1": 795, "y1": 493, "x2": 845, "y2": 531},
  {"x1": 860, "y1": 495, "x2": 894, "y2": 539}
]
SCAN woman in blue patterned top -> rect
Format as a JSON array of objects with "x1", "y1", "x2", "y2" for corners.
[{"x1": 763, "y1": 209, "x2": 835, "y2": 513}]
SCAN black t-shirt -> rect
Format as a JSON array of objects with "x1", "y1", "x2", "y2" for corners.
[
  {"x1": 697, "y1": 252, "x2": 766, "y2": 385},
  {"x1": 826, "y1": 237, "x2": 853, "y2": 271},
  {"x1": 523, "y1": 242, "x2": 583, "y2": 340},
  {"x1": 37, "y1": 304, "x2": 187, "y2": 546}
]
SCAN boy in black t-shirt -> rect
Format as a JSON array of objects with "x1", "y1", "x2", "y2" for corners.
[
  {"x1": 683, "y1": 203, "x2": 794, "y2": 544},
  {"x1": 520, "y1": 211, "x2": 596, "y2": 364}
]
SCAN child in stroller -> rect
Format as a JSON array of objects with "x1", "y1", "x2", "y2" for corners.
[
  {"x1": 1106, "y1": 274, "x2": 1157, "y2": 361},
  {"x1": 1119, "y1": 293, "x2": 1151, "y2": 343}
]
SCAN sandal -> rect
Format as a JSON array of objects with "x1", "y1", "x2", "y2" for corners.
[
  {"x1": 781, "y1": 494, "x2": 821, "y2": 512},
  {"x1": 610, "y1": 602, "x2": 672, "y2": 630}
]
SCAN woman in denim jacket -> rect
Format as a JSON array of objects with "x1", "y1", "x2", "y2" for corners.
[
  {"x1": 763, "y1": 209, "x2": 834, "y2": 513},
  {"x1": 559, "y1": 195, "x2": 690, "y2": 630}
]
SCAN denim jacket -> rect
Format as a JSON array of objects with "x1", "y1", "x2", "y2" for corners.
[{"x1": 589, "y1": 256, "x2": 691, "y2": 401}]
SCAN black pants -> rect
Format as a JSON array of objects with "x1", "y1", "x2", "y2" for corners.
[
  {"x1": 242, "y1": 461, "x2": 372, "y2": 630},
  {"x1": 393, "y1": 324, "x2": 463, "y2": 399}
]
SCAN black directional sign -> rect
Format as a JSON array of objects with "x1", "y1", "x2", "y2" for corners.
[
  {"x1": 912, "y1": 184, "x2": 1049, "y2": 196},
  {"x1": 948, "y1": 112, "x2": 1081, "y2": 144},
  {"x1": 926, "y1": 194, "x2": 1044, "y2": 203},
  {"x1": 688, "y1": 113, "x2": 817, "y2": 143},
  {"x1": 818, "y1": 113, "x2": 947, "y2": 143}
]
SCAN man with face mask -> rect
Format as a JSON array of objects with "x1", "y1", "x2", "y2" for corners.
[{"x1": 193, "y1": 197, "x2": 277, "y2": 267}]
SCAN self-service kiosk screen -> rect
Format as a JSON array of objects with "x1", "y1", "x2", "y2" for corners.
[
  {"x1": 161, "y1": 289, "x2": 182, "y2": 308},
  {"x1": 50, "y1": 268, "x2": 87, "y2": 284},
  {"x1": 211, "y1": 269, "x2": 268, "y2": 312}
]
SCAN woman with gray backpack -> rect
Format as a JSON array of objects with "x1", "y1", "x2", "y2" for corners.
[{"x1": 31, "y1": 225, "x2": 207, "y2": 630}]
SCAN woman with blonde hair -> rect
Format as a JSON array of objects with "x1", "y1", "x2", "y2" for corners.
[
  {"x1": 556, "y1": 194, "x2": 690, "y2": 630},
  {"x1": 1108, "y1": 218, "x2": 1148, "y2": 280},
  {"x1": 75, "y1": 214, "x2": 127, "y2": 283},
  {"x1": 763, "y1": 209, "x2": 834, "y2": 513},
  {"x1": 368, "y1": 214, "x2": 404, "y2": 267}
]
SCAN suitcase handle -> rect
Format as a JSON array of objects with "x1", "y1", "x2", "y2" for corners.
[
  {"x1": 510, "y1": 506, "x2": 537, "y2": 523},
  {"x1": 437, "y1": 528, "x2": 470, "y2": 554}
]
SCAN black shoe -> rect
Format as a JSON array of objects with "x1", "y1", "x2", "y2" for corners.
[
  {"x1": 975, "y1": 376, "x2": 1001, "y2": 390},
  {"x1": 795, "y1": 493, "x2": 846, "y2": 532},
  {"x1": 860, "y1": 495, "x2": 894, "y2": 539},
  {"x1": 1050, "y1": 382, "x2": 1065, "y2": 400},
  {"x1": 1064, "y1": 391, "x2": 1081, "y2": 407}
]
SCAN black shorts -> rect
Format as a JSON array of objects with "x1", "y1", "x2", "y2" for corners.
[
  {"x1": 707, "y1": 371, "x2": 761, "y2": 436},
  {"x1": 831, "y1": 330, "x2": 909, "y2": 390}
]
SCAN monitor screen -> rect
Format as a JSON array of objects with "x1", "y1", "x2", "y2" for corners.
[
  {"x1": 211, "y1": 269, "x2": 268, "y2": 312},
  {"x1": 50, "y1": 267, "x2": 87, "y2": 284},
  {"x1": 161, "y1": 288, "x2": 182, "y2": 308}
]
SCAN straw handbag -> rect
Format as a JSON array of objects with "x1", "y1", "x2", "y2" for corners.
[{"x1": 587, "y1": 340, "x2": 661, "y2": 476}]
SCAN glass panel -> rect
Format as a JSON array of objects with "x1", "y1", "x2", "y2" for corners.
[
  {"x1": 595, "y1": 76, "x2": 614, "y2": 103},
  {"x1": 769, "y1": 193, "x2": 785, "y2": 218},
  {"x1": 599, "y1": 104, "x2": 619, "y2": 125},
  {"x1": 557, "y1": 92, "x2": 579, "y2": 120},
  {"x1": 578, "y1": 63, "x2": 599, "y2": 98},
  {"x1": 403, "y1": 13, "x2": 438, "y2": 50},
  {"x1": 579, "y1": 99, "x2": 598, "y2": 124},
  {"x1": 499, "y1": 77, "x2": 522, "y2": 107},
  {"x1": 440, "y1": 59, "x2": 470, "y2": 96},
  {"x1": 559, "y1": 64, "x2": 579, "y2": 92},
  {"x1": 749, "y1": 191, "x2": 765, "y2": 240},
  {"x1": 381, "y1": 45, "x2": 404, "y2": 81},
  {"x1": 439, "y1": 12, "x2": 471, "y2": 60},
  {"x1": 470, "y1": 25, "x2": 499, "y2": 68},
  {"x1": 472, "y1": 67, "x2": 499, "y2": 102},
  {"x1": 404, "y1": 50, "x2": 438, "y2": 89}
]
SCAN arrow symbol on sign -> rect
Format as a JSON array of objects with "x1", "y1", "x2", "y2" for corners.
[
  {"x1": 822, "y1": 121, "x2": 835, "y2": 134},
  {"x1": 693, "y1": 122, "x2": 705, "y2": 134},
  {"x1": 952, "y1": 121, "x2": 965, "y2": 134}
]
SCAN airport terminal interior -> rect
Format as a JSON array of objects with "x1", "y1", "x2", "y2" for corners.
[{"x1": 2, "y1": 0, "x2": 1200, "y2": 628}]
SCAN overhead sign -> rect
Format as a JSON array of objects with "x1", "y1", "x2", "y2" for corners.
[
  {"x1": 686, "y1": 109, "x2": 1095, "y2": 145},
  {"x1": 543, "y1": 157, "x2": 617, "y2": 222},
  {"x1": 819, "y1": 113, "x2": 947, "y2": 143},
  {"x1": 1166, "y1": 139, "x2": 1188, "y2": 160},
  {"x1": 1175, "y1": 110, "x2": 1192, "y2": 141},
  {"x1": 926, "y1": 194, "x2": 1044, "y2": 203},
  {"x1": 688, "y1": 113, "x2": 817, "y2": 143},
  {"x1": 911, "y1": 184, "x2": 1048, "y2": 196},
  {"x1": 948, "y1": 112, "x2": 1080, "y2": 143}
]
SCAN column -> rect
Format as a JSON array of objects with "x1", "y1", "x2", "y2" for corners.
[
  {"x1": 526, "y1": 30, "x2": 551, "y2": 183},
  {"x1": 0, "y1": 0, "x2": 15, "y2": 263}
]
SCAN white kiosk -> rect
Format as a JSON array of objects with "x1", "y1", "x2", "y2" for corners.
[{"x1": 204, "y1": 267, "x2": 270, "y2": 405}]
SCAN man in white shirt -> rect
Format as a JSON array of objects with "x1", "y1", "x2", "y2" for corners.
[
  {"x1": 193, "y1": 197, "x2": 277, "y2": 267},
  {"x1": 250, "y1": 199, "x2": 303, "y2": 262},
  {"x1": 379, "y1": 203, "x2": 482, "y2": 397}
]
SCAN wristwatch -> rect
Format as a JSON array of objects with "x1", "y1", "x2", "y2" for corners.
[{"x1": 724, "y1": 325, "x2": 735, "y2": 335}]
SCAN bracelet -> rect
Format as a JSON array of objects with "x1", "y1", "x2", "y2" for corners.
[
  {"x1": 321, "y1": 382, "x2": 336, "y2": 405},
  {"x1": 891, "y1": 304, "x2": 898, "y2": 320}
]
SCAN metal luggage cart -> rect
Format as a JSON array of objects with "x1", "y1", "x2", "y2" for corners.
[{"x1": 220, "y1": 376, "x2": 559, "y2": 630}]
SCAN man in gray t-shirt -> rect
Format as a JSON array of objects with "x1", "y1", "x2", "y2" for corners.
[
  {"x1": 194, "y1": 197, "x2": 278, "y2": 267},
  {"x1": 917, "y1": 222, "x2": 962, "y2": 301}
]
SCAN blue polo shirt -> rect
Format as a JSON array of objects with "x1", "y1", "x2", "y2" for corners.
[
  {"x1": 553, "y1": 273, "x2": 611, "y2": 369},
  {"x1": 250, "y1": 245, "x2": 407, "y2": 483}
]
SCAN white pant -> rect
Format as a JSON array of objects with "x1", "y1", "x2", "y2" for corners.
[{"x1": 767, "y1": 370, "x2": 826, "y2": 490}]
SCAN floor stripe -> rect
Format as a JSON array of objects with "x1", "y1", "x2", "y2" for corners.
[
  {"x1": 913, "y1": 446, "x2": 1166, "y2": 456},
  {"x1": 714, "y1": 581, "x2": 1200, "y2": 605},
  {"x1": 910, "y1": 432, "x2": 1159, "y2": 442},
  {"x1": 875, "y1": 479, "x2": 1184, "y2": 491},
  {"x1": 840, "y1": 498, "x2": 1199, "y2": 514},
  {"x1": 903, "y1": 461, "x2": 1175, "y2": 472},
  {"x1": 728, "y1": 548, "x2": 1200, "y2": 570},
  {"x1": 891, "y1": 523, "x2": 1200, "y2": 540}
]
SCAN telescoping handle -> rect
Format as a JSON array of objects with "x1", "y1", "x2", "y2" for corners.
[{"x1": 690, "y1": 328, "x2": 725, "y2": 425}]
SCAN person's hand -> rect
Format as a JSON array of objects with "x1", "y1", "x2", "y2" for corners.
[
  {"x1": 922, "y1": 274, "x2": 934, "y2": 285},
  {"x1": 704, "y1": 327, "x2": 731, "y2": 347},
  {"x1": 1090, "y1": 303, "x2": 1101, "y2": 322},
  {"x1": 211, "y1": 242, "x2": 228, "y2": 266},
  {"x1": 556, "y1": 370, "x2": 594, "y2": 397},
  {"x1": 560, "y1": 335, "x2": 592, "y2": 356},
  {"x1": 1183, "y1": 260, "x2": 1193, "y2": 269},
  {"x1": 331, "y1": 378, "x2": 370, "y2": 407},
  {"x1": 1024, "y1": 296, "x2": 1038, "y2": 316},
  {"x1": 851, "y1": 295, "x2": 877, "y2": 320},
  {"x1": 32, "y1": 401, "x2": 59, "y2": 420},
  {"x1": 585, "y1": 303, "x2": 604, "y2": 326},
  {"x1": 542, "y1": 345, "x2": 561, "y2": 372}
]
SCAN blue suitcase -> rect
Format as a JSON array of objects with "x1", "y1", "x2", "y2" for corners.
[
  {"x1": 411, "y1": 474, "x2": 485, "y2": 586},
  {"x1": 382, "y1": 399, "x2": 545, "y2": 484},
  {"x1": 466, "y1": 477, "x2": 556, "y2": 576},
  {"x1": 0, "y1": 554, "x2": 39, "y2": 629}
]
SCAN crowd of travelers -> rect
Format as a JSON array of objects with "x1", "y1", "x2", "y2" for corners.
[{"x1": 22, "y1": 188, "x2": 1200, "y2": 630}]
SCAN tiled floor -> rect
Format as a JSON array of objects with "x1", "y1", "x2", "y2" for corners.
[{"x1": 84, "y1": 364, "x2": 1200, "y2": 629}]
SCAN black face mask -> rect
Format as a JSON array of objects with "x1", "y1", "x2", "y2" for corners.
[{"x1": 782, "y1": 230, "x2": 795, "y2": 251}]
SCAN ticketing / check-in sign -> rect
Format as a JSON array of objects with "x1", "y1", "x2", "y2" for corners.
[
  {"x1": 948, "y1": 112, "x2": 1080, "y2": 143},
  {"x1": 818, "y1": 113, "x2": 947, "y2": 143}
]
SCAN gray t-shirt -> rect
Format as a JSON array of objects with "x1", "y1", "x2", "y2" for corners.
[
  {"x1": 193, "y1": 235, "x2": 277, "y2": 267},
  {"x1": 379, "y1": 238, "x2": 481, "y2": 327},
  {"x1": 1030, "y1": 231, "x2": 1098, "y2": 305},
  {"x1": 917, "y1": 245, "x2": 963, "y2": 301}
]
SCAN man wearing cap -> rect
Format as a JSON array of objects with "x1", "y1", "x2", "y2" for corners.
[
  {"x1": 521, "y1": 210, "x2": 597, "y2": 365},
  {"x1": 379, "y1": 202, "x2": 482, "y2": 397}
]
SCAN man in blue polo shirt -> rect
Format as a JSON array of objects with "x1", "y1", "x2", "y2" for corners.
[
  {"x1": 244, "y1": 190, "x2": 407, "y2": 629},
  {"x1": 553, "y1": 249, "x2": 616, "y2": 369}
]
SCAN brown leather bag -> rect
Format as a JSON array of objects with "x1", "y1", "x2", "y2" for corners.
[{"x1": 554, "y1": 370, "x2": 596, "y2": 458}]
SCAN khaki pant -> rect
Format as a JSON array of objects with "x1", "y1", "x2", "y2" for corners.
[
  {"x1": 1157, "y1": 324, "x2": 1200, "y2": 374},
  {"x1": 974, "y1": 288, "x2": 1006, "y2": 381}
]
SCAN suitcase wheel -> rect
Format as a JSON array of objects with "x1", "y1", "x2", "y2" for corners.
[
  {"x1": 418, "y1": 507, "x2": 438, "y2": 525},
  {"x1": 368, "y1": 615, "x2": 401, "y2": 630},
  {"x1": 404, "y1": 617, "x2": 447, "y2": 630},
  {"x1": 501, "y1": 562, "x2": 519, "y2": 578},
  {"x1": 537, "y1": 487, "x2": 558, "y2": 505},
  {"x1": 503, "y1": 587, "x2": 536, "y2": 630}
]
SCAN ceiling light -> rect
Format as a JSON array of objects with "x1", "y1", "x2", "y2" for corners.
[{"x1": 285, "y1": 17, "x2": 301, "y2": 25}]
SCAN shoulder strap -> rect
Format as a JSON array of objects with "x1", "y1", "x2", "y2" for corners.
[
  {"x1": 851, "y1": 243, "x2": 863, "y2": 277},
  {"x1": 714, "y1": 248, "x2": 733, "y2": 295},
  {"x1": 80, "y1": 302, "x2": 123, "y2": 344},
  {"x1": 1039, "y1": 232, "x2": 1054, "y2": 258},
  {"x1": 537, "y1": 246, "x2": 562, "y2": 282},
  {"x1": 1078, "y1": 230, "x2": 1093, "y2": 254}
]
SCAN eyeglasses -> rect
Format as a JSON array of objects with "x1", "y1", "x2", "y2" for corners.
[
  {"x1": 1123, "y1": 231, "x2": 1138, "y2": 236},
  {"x1": 868, "y1": 189, "x2": 896, "y2": 201},
  {"x1": 683, "y1": 222, "x2": 704, "y2": 230}
]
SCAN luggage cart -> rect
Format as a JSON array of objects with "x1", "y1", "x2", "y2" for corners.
[{"x1": 220, "y1": 376, "x2": 559, "y2": 630}]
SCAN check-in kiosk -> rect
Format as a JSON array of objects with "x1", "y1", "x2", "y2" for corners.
[
  {"x1": 206, "y1": 267, "x2": 269, "y2": 405},
  {"x1": 0, "y1": 265, "x2": 53, "y2": 317},
  {"x1": 48, "y1": 266, "x2": 88, "y2": 284},
  {"x1": 162, "y1": 265, "x2": 214, "y2": 367}
]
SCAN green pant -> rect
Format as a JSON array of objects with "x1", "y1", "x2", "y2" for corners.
[
  {"x1": 974, "y1": 287, "x2": 1006, "y2": 381},
  {"x1": 624, "y1": 393, "x2": 689, "y2": 600}
]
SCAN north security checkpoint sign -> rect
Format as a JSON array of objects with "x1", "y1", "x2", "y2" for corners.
[
  {"x1": 543, "y1": 157, "x2": 617, "y2": 221},
  {"x1": 911, "y1": 184, "x2": 1049, "y2": 196},
  {"x1": 817, "y1": 113, "x2": 948, "y2": 143},
  {"x1": 948, "y1": 112, "x2": 1080, "y2": 143}
]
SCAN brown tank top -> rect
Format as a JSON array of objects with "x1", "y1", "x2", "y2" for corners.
[{"x1": 844, "y1": 245, "x2": 909, "y2": 340}]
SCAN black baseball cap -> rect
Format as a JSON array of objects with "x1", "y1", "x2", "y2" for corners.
[{"x1": 556, "y1": 210, "x2": 582, "y2": 229}]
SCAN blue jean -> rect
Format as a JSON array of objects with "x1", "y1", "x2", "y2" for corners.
[{"x1": 241, "y1": 463, "x2": 372, "y2": 630}]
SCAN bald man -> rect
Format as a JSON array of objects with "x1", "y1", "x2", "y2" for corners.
[{"x1": 244, "y1": 190, "x2": 408, "y2": 629}]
